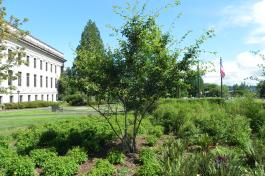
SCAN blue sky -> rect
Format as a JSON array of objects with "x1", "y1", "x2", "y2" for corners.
[{"x1": 3, "y1": 0, "x2": 265, "y2": 85}]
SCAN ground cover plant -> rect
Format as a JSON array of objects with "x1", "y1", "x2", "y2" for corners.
[{"x1": 0, "y1": 97, "x2": 264, "y2": 175}]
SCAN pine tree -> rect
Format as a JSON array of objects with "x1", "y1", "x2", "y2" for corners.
[
  {"x1": 76, "y1": 20, "x2": 104, "y2": 57},
  {"x1": 71, "y1": 20, "x2": 105, "y2": 96}
]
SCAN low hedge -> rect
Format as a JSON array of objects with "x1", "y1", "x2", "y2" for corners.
[
  {"x1": 160, "y1": 97, "x2": 226, "y2": 105},
  {"x1": 3, "y1": 101, "x2": 59, "y2": 110}
]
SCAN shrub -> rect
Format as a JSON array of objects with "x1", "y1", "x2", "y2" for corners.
[
  {"x1": 64, "y1": 94, "x2": 86, "y2": 106},
  {"x1": 106, "y1": 150, "x2": 125, "y2": 164},
  {"x1": 225, "y1": 98, "x2": 265, "y2": 133},
  {"x1": 89, "y1": 159, "x2": 116, "y2": 176},
  {"x1": 195, "y1": 113, "x2": 251, "y2": 147},
  {"x1": 259, "y1": 125, "x2": 265, "y2": 139},
  {"x1": 42, "y1": 156, "x2": 79, "y2": 176},
  {"x1": 5, "y1": 156, "x2": 36, "y2": 176},
  {"x1": 117, "y1": 167, "x2": 130, "y2": 176},
  {"x1": 148, "y1": 125, "x2": 164, "y2": 138},
  {"x1": 146, "y1": 135, "x2": 158, "y2": 146},
  {"x1": 0, "y1": 147, "x2": 17, "y2": 169},
  {"x1": 138, "y1": 148, "x2": 161, "y2": 176},
  {"x1": 30, "y1": 148, "x2": 57, "y2": 167},
  {"x1": 0, "y1": 136, "x2": 10, "y2": 148},
  {"x1": 138, "y1": 162, "x2": 161, "y2": 176},
  {"x1": 14, "y1": 118, "x2": 115, "y2": 155},
  {"x1": 4, "y1": 101, "x2": 59, "y2": 109},
  {"x1": 154, "y1": 99, "x2": 251, "y2": 147},
  {"x1": 139, "y1": 148, "x2": 156, "y2": 165},
  {"x1": 66, "y1": 147, "x2": 88, "y2": 164}
]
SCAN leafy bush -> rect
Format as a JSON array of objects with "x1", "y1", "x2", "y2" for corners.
[
  {"x1": 195, "y1": 114, "x2": 251, "y2": 147},
  {"x1": 106, "y1": 150, "x2": 125, "y2": 164},
  {"x1": 139, "y1": 148, "x2": 156, "y2": 165},
  {"x1": 225, "y1": 98, "x2": 265, "y2": 133},
  {"x1": 66, "y1": 147, "x2": 88, "y2": 164},
  {"x1": 138, "y1": 162, "x2": 161, "y2": 176},
  {"x1": 89, "y1": 159, "x2": 116, "y2": 176},
  {"x1": 14, "y1": 118, "x2": 115, "y2": 155},
  {"x1": 146, "y1": 135, "x2": 158, "y2": 146},
  {"x1": 30, "y1": 148, "x2": 57, "y2": 167},
  {"x1": 138, "y1": 148, "x2": 161, "y2": 176},
  {"x1": 259, "y1": 125, "x2": 265, "y2": 139},
  {"x1": 64, "y1": 94, "x2": 86, "y2": 106},
  {"x1": 0, "y1": 147, "x2": 17, "y2": 169},
  {"x1": 117, "y1": 167, "x2": 130, "y2": 176},
  {"x1": 4, "y1": 101, "x2": 59, "y2": 109},
  {"x1": 0, "y1": 136, "x2": 10, "y2": 148},
  {"x1": 148, "y1": 125, "x2": 164, "y2": 138},
  {"x1": 154, "y1": 99, "x2": 251, "y2": 147},
  {"x1": 5, "y1": 156, "x2": 36, "y2": 176},
  {"x1": 42, "y1": 156, "x2": 79, "y2": 176}
]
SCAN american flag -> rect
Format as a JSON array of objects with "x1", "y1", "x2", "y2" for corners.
[{"x1": 220, "y1": 59, "x2": 225, "y2": 78}]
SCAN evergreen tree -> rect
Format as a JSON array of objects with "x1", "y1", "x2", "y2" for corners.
[
  {"x1": 76, "y1": 20, "x2": 104, "y2": 52},
  {"x1": 71, "y1": 20, "x2": 105, "y2": 97}
]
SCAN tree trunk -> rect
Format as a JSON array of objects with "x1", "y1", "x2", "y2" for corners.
[{"x1": 123, "y1": 109, "x2": 129, "y2": 152}]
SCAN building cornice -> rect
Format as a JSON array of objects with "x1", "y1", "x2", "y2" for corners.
[
  {"x1": 6, "y1": 24, "x2": 66, "y2": 62},
  {"x1": 20, "y1": 36, "x2": 66, "y2": 63}
]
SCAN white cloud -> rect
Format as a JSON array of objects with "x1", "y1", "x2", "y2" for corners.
[
  {"x1": 222, "y1": 0, "x2": 265, "y2": 45},
  {"x1": 204, "y1": 51, "x2": 264, "y2": 85}
]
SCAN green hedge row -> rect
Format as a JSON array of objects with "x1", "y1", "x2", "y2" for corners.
[
  {"x1": 161, "y1": 97, "x2": 226, "y2": 105},
  {"x1": 3, "y1": 101, "x2": 59, "y2": 110}
]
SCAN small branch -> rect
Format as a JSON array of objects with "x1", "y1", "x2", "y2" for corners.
[
  {"x1": 88, "y1": 103, "x2": 123, "y2": 142},
  {"x1": 135, "y1": 98, "x2": 157, "y2": 133}
]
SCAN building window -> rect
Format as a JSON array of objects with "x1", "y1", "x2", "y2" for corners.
[
  {"x1": 47, "y1": 95, "x2": 49, "y2": 101},
  {"x1": 0, "y1": 96, "x2": 2, "y2": 104},
  {"x1": 26, "y1": 73, "x2": 30, "y2": 87},
  {"x1": 10, "y1": 96, "x2": 13, "y2": 103},
  {"x1": 34, "y1": 58, "x2": 37, "y2": 68},
  {"x1": 26, "y1": 55, "x2": 30, "y2": 66},
  {"x1": 50, "y1": 64, "x2": 52, "y2": 72},
  {"x1": 52, "y1": 94, "x2": 54, "y2": 102},
  {"x1": 46, "y1": 76, "x2": 48, "y2": 88},
  {"x1": 8, "y1": 49, "x2": 12, "y2": 60},
  {"x1": 55, "y1": 78, "x2": 58, "y2": 88},
  {"x1": 8, "y1": 70, "x2": 13, "y2": 86},
  {"x1": 19, "y1": 95, "x2": 23, "y2": 102},
  {"x1": 56, "y1": 94, "x2": 58, "y2": 101},
  {"x1": 51, "y1": 78, "x2": 53, "y2": 88},
  {"x1": 46, "y1": 62, "x2": 48, "y2": 71},
  {"x1": 40, "y1": 76, "x2": 43, "y2": 87},
  {"x1": 34, "y1": 74, "x2": 37, "y2": 87},
  {"x1": 28, "y1": 95, "x2": 31, "y2": 102},
  {"x1": 35, "y1": 95, "x2": 38, "y2": 101},
  {"x1": 41, "y1": 95, "x2": 44, "y2": 101},
  {"x1": 40, "y1": 60, "x2": 43, "y2": 70},
  {"x1": 18, "y1": 72, "x2": 22, "y2": 86},
  {"x1": 55, "y1": 66, "x2": 57, "y2": 73}
]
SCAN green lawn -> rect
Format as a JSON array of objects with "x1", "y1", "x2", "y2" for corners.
[{"x1": 0, "y1": 106, "x2": 98, "y2": 136}]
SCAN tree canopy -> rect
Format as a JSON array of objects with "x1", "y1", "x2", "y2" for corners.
[
  {"x1": 0, "y1": 0, "x2": 28, "y2": 93},
  {"x1": 74, "y1": 1, "x2": 214, "y2": 152}
]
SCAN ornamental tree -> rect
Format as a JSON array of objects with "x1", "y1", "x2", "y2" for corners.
[
  {"x1": 75, "y1": 1, "x2": 214, "y2": 152},
  {"x1": 0, "y1": 0, "x2": 28, "y2": 93}
]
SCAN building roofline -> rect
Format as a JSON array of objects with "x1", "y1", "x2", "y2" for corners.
[
  {"x1": 28, "y1": 34, "x2": 64, "y2": 55},
  {"x1": 6, "y1": 24, "x2": 66, "y2": 62}
]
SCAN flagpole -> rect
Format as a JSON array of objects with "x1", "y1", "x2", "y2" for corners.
[{"x1": 220, "y1": 58, "x2": 223, "y2": 98}]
